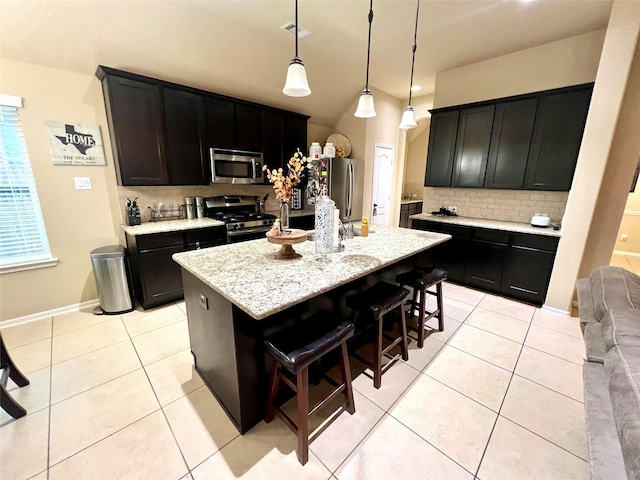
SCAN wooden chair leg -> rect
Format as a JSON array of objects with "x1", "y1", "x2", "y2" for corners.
[
  {"x1": 1, "y1": 336, "x2": 29, "y2": 388},
  {"x1": 339, "y1": 343, "x2": 355, "y2": 414},
  {"x1": 436, "y1": 282, "x2": 445, "y2": 332},
  {"x1": 264, "y1": 361, "x2": 279, "y2": 423},
  {"x1": 296, "y1": 367, "x2": 309, "y2": 465},
  {"x1": 399, "y1": 307, "x2": 409, "y2": 361},
  {"x1": 373, "y1": 315, "x2": 384, "y2": 389},
  {"x1": 1, "y1": 383, "x2": 26, "y2": 419}
]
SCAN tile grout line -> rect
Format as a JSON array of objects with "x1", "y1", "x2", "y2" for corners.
[
  {"x1": 472, "y1": 309, "x2": 535, "y2": 479},
  {"x1": 511, "y1": 371, "x2": 584, "y2": 405},
  {"x1": 47, "y1": 316, "x2": 53, "y2": 480},
  {"x1": 124, "y1": 319, "x2": 193, "y2": 477}
]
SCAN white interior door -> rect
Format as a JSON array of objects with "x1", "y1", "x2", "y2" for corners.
[{"x1": 372, "y1": 144, "x2": 394, "y2": 226}]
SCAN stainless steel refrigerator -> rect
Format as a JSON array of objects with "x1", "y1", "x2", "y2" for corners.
[{"x1": 320, "y1": 157, "x2": 365, "y2": 221}]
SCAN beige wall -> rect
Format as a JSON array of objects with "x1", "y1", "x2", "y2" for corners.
[
  {"x1": 307, "y1": 123, "x2": 334, "y2": 151},
  {"x1": 0, "y1": 58, "x2": 121, "y2": 321},
  {"x1": 547, "y1": 3, "x2": 640, "y2": 311},
  {"x1": 614, "y1": 185, "x2": 640, "y2": 253},
  {"x1": 404, "y1": 121, "x2": 429, "y2": 199},
  {"x1": 433, "y1": 29, "x2": 606, "y2": 109}
]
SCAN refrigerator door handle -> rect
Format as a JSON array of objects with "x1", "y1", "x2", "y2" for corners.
[{"x1": 347, "y1": 163, "x2": 354, "y2": 217}]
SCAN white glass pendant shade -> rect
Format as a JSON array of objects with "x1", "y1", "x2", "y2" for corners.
[
  {"x1": 354, "y1": 90, "x2": 376, "y2": 118},
  {"x1": 399, "y1": 106, "x2": 417, "y2": 130},
  {"x1": 283, "y1": 59, "x2": 311, "y2": 97}
]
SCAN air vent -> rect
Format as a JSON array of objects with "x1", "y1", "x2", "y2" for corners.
[{"x1": 280, "y1": 22, "x2": 311, "y2": 39}]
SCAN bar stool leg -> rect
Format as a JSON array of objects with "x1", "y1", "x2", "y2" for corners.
[
  {"x1": 265, "y1": 361, "x2": 279, "y2": 423},
  {"x1": 339, "y1": 343, "x2": 355, "y2": 414},
  {"x1": 436, "y1": 282, "x2": 445, "y2": 332},
  {"x1": 296, "y1": 367, "x2": 309, "y2": 465},
  {"x1": 1, "y1": 384, "x2": 26, "y2": 419},
  {"x1": 417, "y1": 286, "x2": 427, "y2": 348},
  {"x1": 373, "y1": 315, "x2": 384, "y2": 389},
  {"x1": 399, "y1": 307, "x2": 409, "y2": 361}
]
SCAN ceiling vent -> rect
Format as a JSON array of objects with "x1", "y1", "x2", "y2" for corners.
[{"x1": 281, "y1": 22, "x2": 311, "y2": 39}]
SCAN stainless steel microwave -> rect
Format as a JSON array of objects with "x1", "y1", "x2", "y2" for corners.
[{"x1": 210, "y1": 148, "x2": 265, "y2": 184}]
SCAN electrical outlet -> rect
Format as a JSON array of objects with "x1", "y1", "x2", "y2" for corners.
[
  {"x1": 448, "y1": 206, "x2": 457, "y2": 213},
  {"x1": 199, "y1": 293, "x2": 208, "y2": 310},
  {"x1": 621, "y1": 234, "x2": 628, "y2": 242}
]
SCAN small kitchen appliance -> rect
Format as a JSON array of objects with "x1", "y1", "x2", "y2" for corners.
[
  {"x1": 210, "y1": 149, "x2": 265, "y2": 184},
  {"x1": 204, "y1": 195, "x2": 277, "y2": 243},
  {"x1": 531, "y1": 213, "x2": 550, "y2": 227},
  {"x1": 195, "y1": 197, "x2": 205, "y2": 218},
  {"x1": 184, "y1": 197, "x2": 195, "y2": 219}
]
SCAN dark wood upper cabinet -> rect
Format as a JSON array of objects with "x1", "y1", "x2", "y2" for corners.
[
  {"x1": 207, "y1": 99, "x2": 261, "y2": 152},
  {"x1": 97, "y1": 66, "x2": 308, "y2": 186},
  {"x1": 261, "y1": 110, "x2": 285, "y2": 169},
  {"x1": 524, "y1": 89, "x2": 591, "y2": 191},
  {"x1": 284, "y1": 114, "x2": 308, "y2": 160},
  {"x1": 163, "y1": 88, "x2": 209, "y2": 185},
  {"x1": 424, "y1": 111, "x2": 459, "y2": 186},
  {"x1": 235, "y1": 104, "x2": 261, "y2": 152},
  {"x1": 206, "y1": 97, "x2": 235, "y2": 149},
  {"x1": 424, "y1": 84, "x2": 592, "y2": 192},
  {"x1": 452, "y1": 105, "x2": 495, "y2": 188},
  {"x1": 102, "y1": 76, "x2": 168, "y2": 186},
  {"x1": 484, "y1": 98, "x2": 538, "y2": 189}
]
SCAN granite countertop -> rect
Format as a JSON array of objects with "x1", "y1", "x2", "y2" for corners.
[
  {"x1": 401, "y1": 199, "x2": 423, "y2": 205},
  {"x1": 121, "y1": 218, "x2": 225, "y2": 235},
  {"x1": 173, "y1": 225, "x2": 451, "y2": 320},
  {"x1": 409, "y1": 213, "x2": 561, "y2": 237}
]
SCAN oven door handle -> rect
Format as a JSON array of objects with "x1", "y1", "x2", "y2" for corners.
[{"x1": 227, "y1": 226, "x2": 272, "y2": 237}]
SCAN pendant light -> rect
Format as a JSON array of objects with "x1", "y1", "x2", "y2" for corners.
[
  {"x1": 283, "y1": 0, "x2": 311, "y2": 97},
  {"x1": 399, "y1": 0, "x2": 420, "y2": 130},
  {"x1": 354, "y1": 0, "x2": 376, "y2": 118}
]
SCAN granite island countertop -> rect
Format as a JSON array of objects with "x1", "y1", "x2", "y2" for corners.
[
  {"x1": 121, "y1": 218, "x2": 225, "y2": 236},
  {"x1": 173, "y1": 225, "x2": 450, "y2": 320},
  {"x1": 409, "y1": 213, "x2": 561, "y2": 237}
]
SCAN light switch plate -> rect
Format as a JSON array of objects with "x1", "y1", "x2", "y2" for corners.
[{"x1": 74, "y1": 177, "x2": 92, "y2": 190}]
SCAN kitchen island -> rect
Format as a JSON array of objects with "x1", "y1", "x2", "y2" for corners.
[{"x1": 173, "y1": 226, "x2": 450, "y2": 433}]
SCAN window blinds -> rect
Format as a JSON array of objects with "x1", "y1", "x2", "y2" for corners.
[{"x1": 0, "y1": 103, "x2": 53, "y2": 267}]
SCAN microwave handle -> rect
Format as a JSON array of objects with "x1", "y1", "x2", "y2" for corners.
[{"x1": 252, "y1": 159, "x2": 259, "y2": 179}]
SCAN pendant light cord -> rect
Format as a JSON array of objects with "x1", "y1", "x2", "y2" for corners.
[
  {"x1": 408, "y1": 0, "x2": 420, "y2": 106},
  {"x1": 295, "y1": 0, "x2": 299, "y2": 59},
  {"x1": 365, "y1": 0, "x2": 374, "y2": 92}
]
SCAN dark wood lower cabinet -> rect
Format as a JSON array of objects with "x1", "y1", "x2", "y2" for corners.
[
  {"x1": 127, "y1": 227, "x2": 226, "y2": 309},
  {"x1": 411, "y1": 219, "x2": 558, "y2": 305}
]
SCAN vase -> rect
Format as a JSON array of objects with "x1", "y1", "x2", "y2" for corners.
[
  {"x1": 314, "y1": 193, "x2": 335, "y2": 255},
  {"x1": 279, "y1": 201, "x2": 290, "y2": 231}
]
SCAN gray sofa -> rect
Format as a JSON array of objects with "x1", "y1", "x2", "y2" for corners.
[{"x1": 577, "y1": 266, "x2": 640, "y2": 480}]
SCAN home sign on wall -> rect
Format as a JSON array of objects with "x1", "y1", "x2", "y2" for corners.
[{"x1": 45, "y1": 121, "x2": 106, "y2": 165}]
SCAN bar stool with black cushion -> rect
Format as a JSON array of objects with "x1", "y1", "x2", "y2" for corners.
[
  {"x1": 396, "y1": 267, "x2": 447, "y2": 348},
  {"x1": 346, "y1": 281, "x2": 410, "y2": 389},
  {"x1": 264, "y1": 310, "x2": 355, "y2": 466}
]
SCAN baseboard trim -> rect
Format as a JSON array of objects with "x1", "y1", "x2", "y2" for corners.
[
  {"x1": 0, "y1": 299, "x2": 100, "y2": 328},
  {"x1": 541, "y1": 304, "x2": 571, "y2": 317},
  {"x1": 613, "y1": 250, "x2": 640, "y2": 258}
]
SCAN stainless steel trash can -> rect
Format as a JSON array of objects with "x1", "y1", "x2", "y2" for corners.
[{"x1": 90, "y1": 245, "x2": 134, "y2": 314}]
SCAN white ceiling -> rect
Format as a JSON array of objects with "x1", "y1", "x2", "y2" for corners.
[{"x1": 0, "y1": 0, "x2": 612, "y2": 126}]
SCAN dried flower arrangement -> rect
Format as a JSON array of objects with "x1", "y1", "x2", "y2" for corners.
[{"x1": 262, "y1": 149, "x2": 312, "y2": 203}]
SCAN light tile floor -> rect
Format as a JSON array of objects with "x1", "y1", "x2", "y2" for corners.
[
  {"x1": 610, "y1": 252, "x2": 640, "y2": 274},
  {"x1": 0, "y1": 283, "x2": 587, "y2": 480}
]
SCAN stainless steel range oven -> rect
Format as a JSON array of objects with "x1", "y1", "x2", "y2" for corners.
[{"x1": 204, "y1": 195, "x2": 277, "y2": 244}]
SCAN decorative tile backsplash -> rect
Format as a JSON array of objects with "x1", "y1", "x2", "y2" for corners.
[
  {"x1": 403, "y1": 182, "x2": 424, "y2": 200},
  {"x1": 423, "y1": 187, "x2": 568, "y2": 224},
  {"x1": 117, "y1": 184, "x2": 278, "y2": 223}
]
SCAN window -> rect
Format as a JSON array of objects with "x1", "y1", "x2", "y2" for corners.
[{"x1": 0, "y1": 94, "x2": 56, "y2": 273}]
